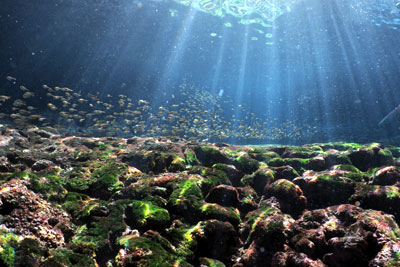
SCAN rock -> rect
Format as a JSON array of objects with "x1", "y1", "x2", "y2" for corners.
[
  {"x1": 241, "y1": 167, "x2": 275, "y2": 195},
  {"x1": 31, "y1": 159, "x2": 55, "y2": 171},
  {"x1": 212, "y1": 163, "x2": 243, "y2": 186},
  {"x1": 125, "y1": 200, "x2": 170, "y2": 230},
  {"x1": 293, "y1": 171, "x2": 355, "y2": 209},
  {"x1": 201, "y1": 203, "x2": 241, "y2": 228},
  {"x1": 0, "y1": 156, "x2": 13, "y2": 172},
  {"x1": 167, "y1": 179, "x2": 204, "y2": 223},
  {"x1": 193, "y1": 146, "x2": 230, "y2": 167},
  {"x1": 0, "y1": 179, "x2": 73, "y2": 249},
  {"x1": 233, "y1": 153, "x2": 260, "y2": 173},
  {"x1": 371, "y1": 166, "x2": 400, "y2": 185},
  {"x1": 237, "y1": 186, "x2": 258, "y2": 213},
  {"x1": 264, "y1": 179, "x2": 307, "y2": 218},
  {"x1": 272, "y1": 165, "x2": 300, "y2": 181},
  {"x1": 291, "y1": 204, "x2": 400, "y2": 266},
  {"x1": 191, "y1": 220, "x2": 237, "y2": 263},
  {"x1": 205, "y1": 185, "x2": 240, "y2": 207},
  {"x1": 349, "y1": 144, "x2": 394, "y2": 171},
  {"x1": 351, "y1": 184, "x2": 400, "y2": 224},
  {"x1": 281, "y1": 147, "x2": 319, "y2": 159},
  {"x1": 239, "y1": 213, "x2": 294, "y2": 266},
  {"x1": 369, "y1": 241, "x2": 400, "y2": 266}
]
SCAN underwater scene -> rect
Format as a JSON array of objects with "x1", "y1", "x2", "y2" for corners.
[{"x1": 2, "y1": 0, "x2": 400, "y2": 266}]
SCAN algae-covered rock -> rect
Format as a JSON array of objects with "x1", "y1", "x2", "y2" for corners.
[
  {"x1": 233, "y1": 152, "x2": 260, "y2": 173},
  {"x1": 194, "y1": 146, "x2": 230, "y2": 167},
  {"x1": 349, "y1": 143, "x2": 394, "y2": 171},
  {"x1": 212, "y1": 163, "x2": 243, "y2": 186},
  {"x1": 271, "y1": 165, "x2": 300, "y2": 181},
  {"x1": 205, "y1": 184, "x2": 240, "y2": 207},
  {"x1": 199, "y1": 257, "x2": 226, "y2": 267},
  {"x1": 264, "y1": 179, "x2": 307, "y2": 218},
  {"x1": 3, "y1": 128, "x2": 400, "y2": 266},
  {"x1": 351, "y1": 184, "x2": 400, "y2": 224},
  {"x1": 201, "y1": 203, "x2": 241, "y2": 228},
  {"x1": 115, "y1": 231, "x2": 190, "y2": 267},
  {"x1": 371, "y1": 166, "x2": 400, "y2": 185},
  {"x1": 293, "y1": 171, "x2": 355, "y2": 209},
  {"x1": 125, "y1": 200, "x2": 170, "y2": 230},
  {"x1": 168, "y1": 179, "x2": 204, "y2": 222},
  {"x1": 241, "y1": 167, "x2": 275, "y2": 195}
]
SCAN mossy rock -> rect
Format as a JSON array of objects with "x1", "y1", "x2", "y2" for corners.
[
  {"x1": 194, "y1": 146, "x2": 230, "y2": 167},
  {"x1": 62, "y1": 192, "x2": 108, "y2": 222},
  {"x1": 349, "y1": 146, "x2": 394, "y2": 172},
  {"x1": 28, "y1": 171, "x2": 67, "y2": 201},
  {"x1": 201, "y1": 203, "x2": 241, "y2": 227},
  {"x1": 267, "y1": 157, "x2": 285, "y2": 167},
  {"x1": 71, "y1": 199, "x2": 129, "y2": 260},
  {"x1": 351, "y1": 185, "x2": 400, "y2": 223},
  {"x1": 184, "y1": 148, "x2": 199, "y2": 166},
  {"x1": 168, "y1": 154, "x2": 186, "y2": 172},
  {"x1": 42, "y1": 249, "x2": 95, "y2": 267},
  {"x1": 199, "y1": 257, "x2": 226, "y2": 267},
  {"x1": 116, "y1": 234, "x2": 189, "y2": 267},
  {"x1": 89, "y1": 161, "x2": 125, "y2": 197},
  {"x1": 125, "y1": 200, "x2": 170, "y2": 230},
  {"x1": 199, "y1": 167, "x2": 231, "y2": 195},
  {"x1": 168, "y1": 179, "x2": 204, "y2": 222},
  {"x1": 241, "y1": 168, "x2": 275, "y2": 195},
  {"x1": 332, "y1": 164, "x2": 361, "y2": 173},
  {"x1": 248, "y1": 149, "x2": 280, "y2": 162},
  {"x1": 212, "y1": 163, "x2": 243, "y2": 187},
  {"x1": 234, "y1": 153, "x2": 260, "y2": 173},
  {"x1": 294, "y1": 174, "x2": 355, "y2": 209},
  {"x1": 0, "y1": 229, "x2": 20, "y2": 267},
  {"x1": 319, "y1": 142, "x2": 363, "y2": 151}
]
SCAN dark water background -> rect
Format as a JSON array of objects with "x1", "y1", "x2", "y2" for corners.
[{"x1": 1, "y1": 0, "x2": 400, "y2": 144}]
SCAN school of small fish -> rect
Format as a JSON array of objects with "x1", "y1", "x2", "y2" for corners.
[{"x1": 0, "y1": 76, "x2": 315, "y2": 142}]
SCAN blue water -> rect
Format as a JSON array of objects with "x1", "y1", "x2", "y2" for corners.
[{"x1": 1, "y1": 0, "x2": 400, "y2": 144}]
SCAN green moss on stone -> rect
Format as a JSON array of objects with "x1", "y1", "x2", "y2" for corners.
[
  {"x1": 201, "y1": 203, "x2": 241, "y2": 226},
  {"x1": 199, "y1": 168, "x2": 230, "y2": 194},
  {"x1": 116, "y1": 235, "x2": 185, "y2": 267},
  {"x1": 71, "y1": 199, "x2": 129, "y2": 253},
  {"x1": 43, "y1": 249, "x2": 95, "y2": 267},
  {"x1": 28, "y1": 172, "x2": 67, "y2": 201},
  {"x1": 90, "y1": 162, "x2": 126, "y2": 191},
  {"x1": 199, "y1": 257, "x2": 226, "y2": 267},
  {"x1": 129, "y1": 200, "x2": 170, "y2": 228},
  {"x1": 0, "y1": 229, "x2": 19, "y2": 267}
]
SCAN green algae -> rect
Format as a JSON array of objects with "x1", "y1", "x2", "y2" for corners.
[
  {"x1": 169, "y1": 154, "x2": 186, "y2": 171},
  {"x1": 268, "y1": 157, "x2": 285, "y2": 167},
  {"x1": 234, "y1": 154, "x2": 260, "y2": 173},
  {"x1": 168, "y1": 179, "x2": 204, "y2": 220},
  {"x1": 128, "y1": 200, "x2": 170, "y2": 228},
  {"x1": 199, "y1": 167, "x2": 230, "y2": 194},
  {"x1": 245, "y1": 207, "x2": 280, "y2": 231},
  {"x1": 90, "y1": 161, "x2": 125, "y2": 191},
  {"x1": 185, "y1": 149, "x2": 199, "y2": 166},
  {"x1": 71, "y1": 199, "x2": 128, "y2": 254},
  {"x1": 43, "y1": 249, "x2": 95, "y2": 267},
  {"x1": 66, "y1": 161, "x2": 126, "y2": 196},
  {"x1": 201, "y1": 203, "x2": 241, "y2": 227},
  {"x1": 333, "y1": 164, "x2": 361, "y2": 173},
  {"x1": 62, "y1": 192, "x2": 108, "y2": 221},
  {"x1": 0, "y1": 230, "x2": 19, "y2": 267},
  {"x1": 28, "y1": 172, "x2": 67, "y2": 201},
  {"x1": 116, "y1": 235, "x2": 188, "y2": 267},
  {"x1": 241, "y1": 168, "x2": 275, "y2": 195},
  {"x1": 199, "y1": 257, "x2": 225, "y2": 267}
]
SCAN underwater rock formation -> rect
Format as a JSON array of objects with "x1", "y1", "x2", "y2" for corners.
[{"x1": 1, "y1": 127, "x2": 400, "y2": 266}]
